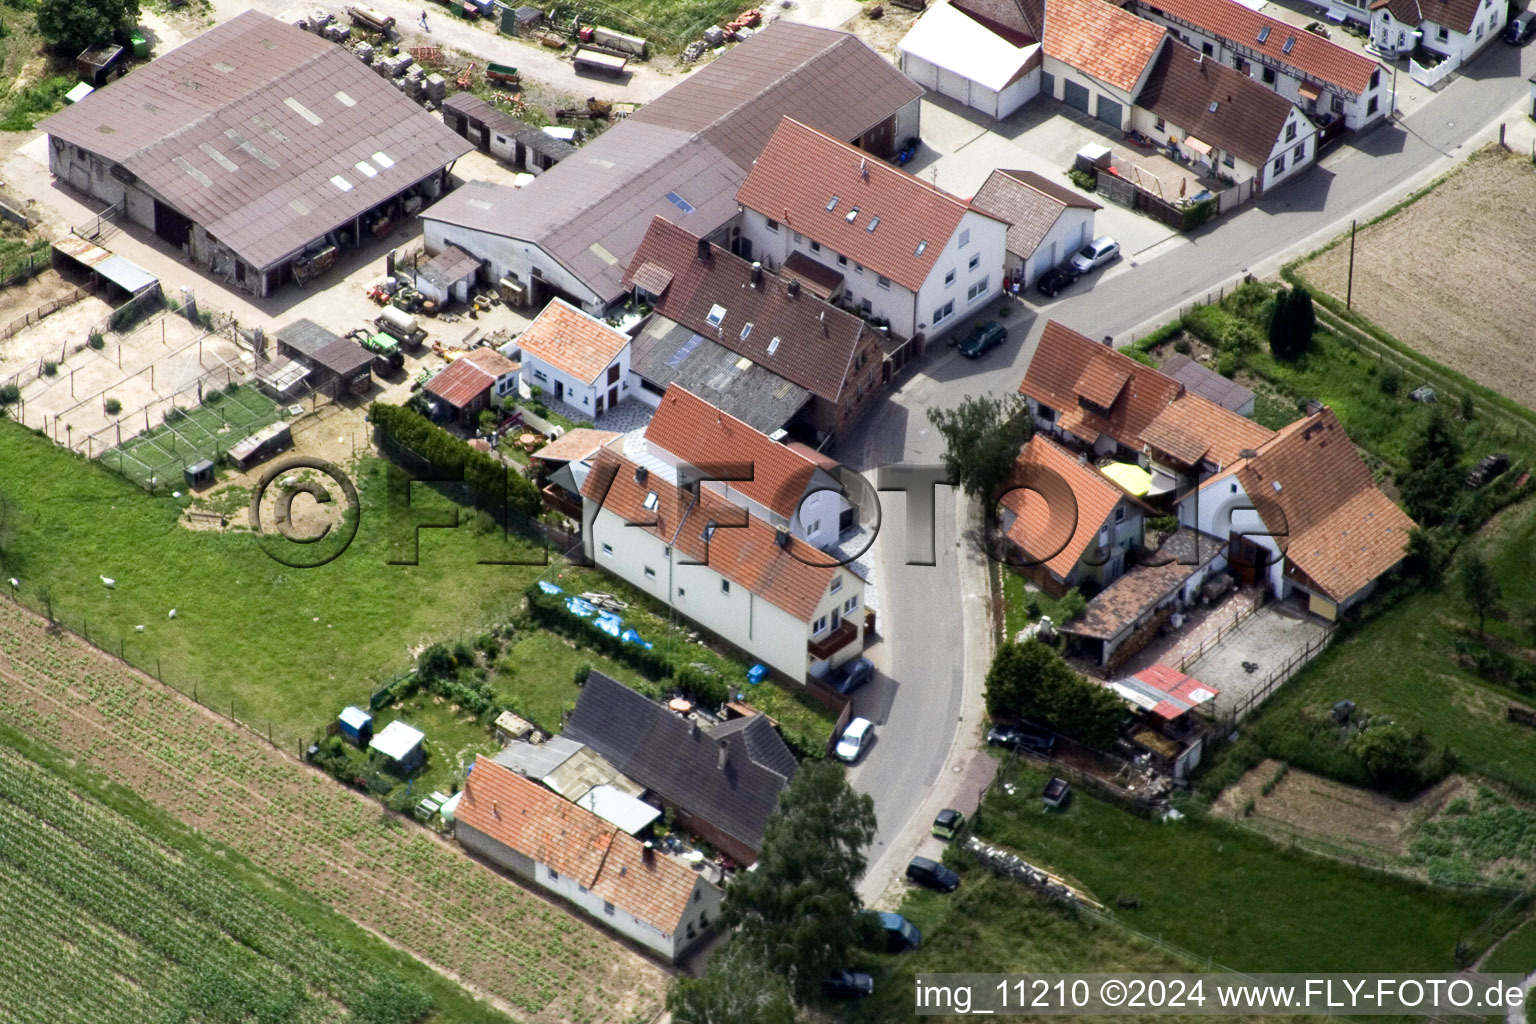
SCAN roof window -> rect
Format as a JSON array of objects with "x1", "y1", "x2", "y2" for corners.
[
  {"x1": 845, "y1": 206, "x2": 859, "y2": 223},
  {"x1": 1257, "y1": 24, "x2": 1271, "y2": 43},
  {"x1": 826, "y1": 196, "x2": 839, "y2": 211},
  {"x1": 706, "y1": 304, "x2": 727, "y2": 327},
  {"x1": 915, "y1": 240, "x2": 928, "y2": 256},
  {"x1": 666, "y1": 191, "x2": 695, "y2": 214},
  {"x1": 643, "y1": 491, "x2": 659, "y2": 510},
  {"x1": 1282, "y1": 35, "x2": 1297, "y2": 52},
  {"x1": 1208, "y1": 101, "x2": 1219, "y2": 112},
  {"x1": 740, "y1": 322, "x2": 753, "y2": 341},
  {"x1": 767, "y1": 336, "x2": 781, "y2": 354},
  {"x1": 867, "y1": 216, "x2": 880, "y2": 232}
]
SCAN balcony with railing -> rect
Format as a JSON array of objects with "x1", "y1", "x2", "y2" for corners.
[{"x1": 807, "y1": 619, "x2": 858, "y2": 661}]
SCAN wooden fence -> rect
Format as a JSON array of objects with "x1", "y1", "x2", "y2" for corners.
[
  {"x1": 0, "y1": 286, "x2": 92, "y2": 342},
  {"x1": 1214, "y1": 626, "x2": 1332, "y2": 727},
  {"x1": 1175, "y1": 598, "x2": 1261, "y2": 673}
]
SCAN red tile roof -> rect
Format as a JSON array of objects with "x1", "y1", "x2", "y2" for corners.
[
  {"x1": 1224, "y1": 409, "x2": 1414, "y2": 602},
  {"x1": 1136, "y1": 40, "x2": 1297, "y2": 168},
  {"x1": 1370, "y1": 0, "x2": 1483, "y2": 36},
  {"x1": 582, "y1": 448, "x2": 841, "y2": 621},
  {"x1": 1138, "y1": 0, "x2": 1381, "y2": 95},
  {"x1": 624, "y1": 217, "x2": 870, "y2": 403},
  {"x1": 970, "y1": 169, "x2": 1101, "y2": 262},
  {"x1": 457, "y1": 756, "x2": 703, "y2": 932},
  {"x1": 1001, "y1": 435, "x2": 1129, "y2": 578},
  {"x1": 516, "y1": 298, "x2": 630, "y2": 384},
  {"x1": 529, "y1": 427, "x2": 622, "y2": 464},
  {"x1": 736, "y1": 117, "x2": 996, "y2": 291},
  {"x1": 1141, "y1": 391, "x2": 1274, "y2": 469},
  {"x1": 1019, "y1": 320, "x2": 1183, "y2": 450},
  {"x1": 1044, "y1": 0, "x2": 1169, "y2": 93},
  {"x1": 645, "y1": 386, "x2": 824, "y2": 519}
]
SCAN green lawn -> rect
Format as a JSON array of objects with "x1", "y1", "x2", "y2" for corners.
[
  {"x1": 103, "y1": 385, "x2": 282, "y2": 489},
  {"x1": 1001, "y1": 568, "x2": 1080, "y2": 640},
  {"x1": 970, "y1": 760, "x2": 1505, "y2": 972},
  {"x1": 1483, "y1": 918, "x2": 1536, "y2": 975},
  {"x1": 0, "y1": 422, "x2": 544, "y2": 747}
]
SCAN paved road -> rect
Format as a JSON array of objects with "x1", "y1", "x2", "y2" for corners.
[{"x1": 834, "y1": 39, "x2": 1536, "y2": 882}]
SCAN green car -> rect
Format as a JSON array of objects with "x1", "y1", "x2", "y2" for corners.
[
  {"x1": 931, "y1": 808, "x2": 965, "y2": 840},
  {"x1": 956, "y1": 321, "x2": 1006, "y2": 358}
]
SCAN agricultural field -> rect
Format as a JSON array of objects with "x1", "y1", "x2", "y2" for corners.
[
  {"x1": 0, "y1": 594, "x2": 669, "y2": 1023},
  {"x1": 1300, "y1": 147, "x2": 1536, "y2": 410},
  {"x1": 0, "y1": 725, "x2": 497, "y2": 1024},
  {"x1": 961, "y1": 761, "x2": 1507, "y2": 973}
]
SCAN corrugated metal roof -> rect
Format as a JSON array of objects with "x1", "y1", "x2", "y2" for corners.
[
  {"x1": 41, "y1": 11, "x2": 470, "y2": 272},
  {"x1": 419, "y1": 22, "x2": 920, "y2": 307}
]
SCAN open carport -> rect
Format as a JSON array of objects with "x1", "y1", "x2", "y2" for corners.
[{"x1": 51, "y1": 235, "x2": 159, "y2": 305}]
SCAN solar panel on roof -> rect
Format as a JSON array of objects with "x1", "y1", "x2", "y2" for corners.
[
  {"x1": 665, "y1": 191, "x2": 695, "y2": 214},
  {"x1": 666, "y1": 335, "x2": 704, "y2": 367}
]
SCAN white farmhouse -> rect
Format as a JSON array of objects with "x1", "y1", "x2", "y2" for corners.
[
  {"x1": 511, "y1": 298, "x2": 632, "y2": 418},
  {"x1": 736, "y1": 117, "x2": 1008, "y2": 344}
]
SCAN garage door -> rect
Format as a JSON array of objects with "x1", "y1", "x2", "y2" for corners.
[
  {"x1": 1095, "y1": 95, "x2": 1123, "y2": 127},
  {"x1": 903, "y1": 54, "x2": 938, "y2": 90},
  {"x1": 937, "y1": 66, "x2": 971, "y2": 105},
  {"x1": 1062, "y1": 79, "x2": 1090, "y2": 114},
  {"x1": 1032, "y1": 242, "x2": 1056, "y2": 279}
]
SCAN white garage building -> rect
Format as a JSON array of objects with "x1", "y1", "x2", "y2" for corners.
[{"x1": 899, "y1": 0, "x2": 1043, "y2": 120}]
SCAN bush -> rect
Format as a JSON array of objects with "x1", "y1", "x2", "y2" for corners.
[
  {"x1": 1068, "y1": 168, "x2": 1098, "y2": 192},
  {"x1": 369, "y1": 401, "x2": 541, "y2": 518},
  {"x1": 1216, "y1": 352, "x2": 1238, "y2": 377},
  {"x1": 984, "y1": 640, "x2": 1124, "y2": 749},
  {"x1": 572, "y1": 661, "x2": 593, "y2": 685},
  {"x1": 1181, "y1": 196, "x2": 1217, "y2": 231},
  {"x1": 1378, "y1": 365, "x2": 1402, "y2": 396},
  {"x1": 87, "y1": 331, "x2": 104, "y2": 350},
  {"x1": 1266, "y1": 284, "x2": 1315, "y2": 361},
  {"x1": 42, "y1": 361, "x2": 57, "y2": 377},
  {"x1": 1174, "y1": 338, "x2": 1192, "y2": 354},
  {"x1": 103, "y1": 397, "x2": 121, "y2": 415},
  {"x1": 526, "y1": 584, "x2": 673, "y2": 680},
  {"x1": 0, "y1": 383, "x2": 20, "y2": 406}
]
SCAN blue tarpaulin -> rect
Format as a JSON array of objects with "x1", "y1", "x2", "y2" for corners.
[
  {"x1": 594, "y1": 611, "x2": 622, "y2": 637},
  {"x1": 566, "y1": 597, "x2": 596, "y2": 617},
  {"x1": 620, "y1": 629, "x2": 653, "y2": 649},
  {"x1": 538, "y1": 581, "x2": 563, "y2": 595}
]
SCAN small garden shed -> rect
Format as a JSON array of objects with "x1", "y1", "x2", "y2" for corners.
[{"x1": 369, "y1": 720, "x2": 425, "y2": 772}]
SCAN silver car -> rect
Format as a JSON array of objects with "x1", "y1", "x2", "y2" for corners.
[{"x1": 1070, "y1": 236, "x2": 1121, "y2": 273}]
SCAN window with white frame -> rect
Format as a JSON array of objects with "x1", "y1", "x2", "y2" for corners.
[
  {"x1": 644, "y1": 566, "x2": 656, "y2": 580},
  {"x1": 830, "y1": 577, "x2": 842, "y2": 593},
  {"x1": 966, "y1": 278, "x2": 989, "y2": 301},
  {"x1": 837, "y1": 254, "x2": 847, "y2": 266},
  {"x1": 721, "y1": 579, "x2": 730, "y2": 594},
  {"x1": 958, "y1": 228, "x2": 970, "y2": 248},
  {"x1": 643, "y1": 491, "x2": 658, "y2": 510},
  {"x1": 602, "y1": 542, "x2": 613, "y2": 557},
  {"x1": 766, "y1": 218, "x2": 779, "y2": 232},
  {"x1": 944, "y1": 269, "x2": 955, "y2": 287},
  {"x1": 533, "y1": 369, "x2": 547, "y2": 381},
  {"x1": 877, "y1": 275, "x2": 890, "y2": 289},
  {"x1": 1272, "y1": 154, "x2": 1286, "y2": 174},
  {"x1": 1293, "y1": 142, "x2": 1306, "y2": 161},
  {"x1": 932, "y1": 300, "x2": 955, "y2": 324},
  {"x1": 810, "y1": 240, "x2": 821, "y2": 252},
  {"x1": 843, "y1": 595, "x2": 859, "y2": 614},
  {"x1": 812, "y1": 614, "x2": 829, "y2": 635},
  {"x1": 1285, "y1": 121, "x2": 1297, "y2": 142},
  {"x1": 968, "y1": 253, "x2": 980, "y2": 271}
]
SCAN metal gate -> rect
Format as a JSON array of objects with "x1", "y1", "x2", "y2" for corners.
[
  {"x1": 1062, "y1": 79, "x2": 1090, "y2": 114},
  {"x1": 1095, "y1": 95, "x2": 1123, "y2": 127}
]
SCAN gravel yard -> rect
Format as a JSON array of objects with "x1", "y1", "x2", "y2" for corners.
[{"x1": 1302, "y1": 147, "x2": 1536, "y2": 409}]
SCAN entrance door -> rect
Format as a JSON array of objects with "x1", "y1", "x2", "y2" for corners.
[
  {"x1": 153, "y1": 200, "x2": 192, "y2": 248},
  {"x1": 1062, "y1": 79, "x2": 1090, "y2": 114},
  {"x1": 608, "y1": 385, "x2": 618, "y2": 409},
  {"x1": 554, "y1": 380, "x2": 564, "y2": 403},
  {"x1": 595, "y1": 394, "x2": 604, "y2": 416}
]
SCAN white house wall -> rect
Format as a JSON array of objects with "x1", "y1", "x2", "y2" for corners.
[
  {"x1": 1260, "y1": 107, "x2": 1318, "y2": 189},
  {"x1": 1128, "y1": 105, "x2": 1261, "y2": 184},
  {"x1": 1372, "y1": 0, "x2": 1504, "y2": 63},
  {"x1": 912, "y1": 209, "x2": 1008, "y2": 339},
  {"x1": 519, "y1": 348, "x2": 629, "y2": 414},
  {"x1": 1178, "y1": 477, "x2": 1287, "y2": 596},
  {"x1": 1020, "y1": 207, "x2": 1094, "y2": 286},
  {"x1": 422, "y1": 218, "x2": 603, "y2": 313}
]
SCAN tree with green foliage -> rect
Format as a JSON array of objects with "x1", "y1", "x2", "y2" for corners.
[
  {"x1": 1350, "y1": 724, "x2": 1429, "y2": 788},
  {"x1": 985, "y1": 639, "x2": 1125, "y2": 749},
  {"x1": 667, "y1": 938, "x2": 798, "y2": 1024},
  {"x1": 720, "y1": 760, "x2": 876, "y2": 1004},
  {"x1": 1266, "y1": 285, "x2": 1315, "y2": 361},
  {"x1": 1458, "y1": 554, "x2": 1500, "y2": 636},
  {"x1": 1402, "y1": 526, "x2": 1449, "y2": 588},
  {"x1": 1397, "y1": 408, "x2": 1464, "y2": 527},
  {"x1": 37, "y1": 0, "x2": 139, "y2": 54},
  {"x1": 927, "y1": 393, "x2": 1032, "y2": 500}
]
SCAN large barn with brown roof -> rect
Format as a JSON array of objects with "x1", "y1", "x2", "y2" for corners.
[
  {"x1": 419, "y1": 22, "x2": 921, "y2": 316},
  {"x1": 39, "y1": 11, "x2": 470, "y2": 297},
  {"x1": 454, "y1": 755, "x2": 721, "y2": 962}
]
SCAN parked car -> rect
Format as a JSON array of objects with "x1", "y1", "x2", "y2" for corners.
[
  {"x1": 1043, "y1": 776, "x2": 1072, "y2": 811},
  {"x1": 956, "y1": 320, "x2": 1007, "y2": 358},
  {"x1": 836, "y1": 717, "x2": 873, "y2": 763},
  {"x1": 1070, "y1": 236, "x2": 1121, "y2": 273},
  {"x1": 906, "y1": 855, "x2": 960, "y2": 892},
  {"x1": 986, "y1": 721, "x2": 1057, "y2": 754},
  {"x1": 822, "y1": 970, "x2": 875, "y2": 998},
  {"x1": 931, "y1": 808, "x2": 965, "y2": 840},
  {"x1": 1035, "y1": 264, "x2": 1079, "y2": 297},
  {"x1": 873, "y1": 910, "x2": 922, "y2": 952},
  {"x1": 830, "y1": 657, "x2": 874, "y2": 696},
  {"x1": 1506, "y1": 11, "x2": 1536, "y2": 42}
]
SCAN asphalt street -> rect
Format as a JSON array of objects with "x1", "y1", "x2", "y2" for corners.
[{"x1": 836, "y1": 37, "x2": 1536, "y2": 880}]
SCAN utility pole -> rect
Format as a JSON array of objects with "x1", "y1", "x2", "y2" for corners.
[{"x1": 1346, "y1": 219, "x2": 1357, "y2": 310}]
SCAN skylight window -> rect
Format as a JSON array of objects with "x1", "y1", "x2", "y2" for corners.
[
  {"x1": 914, "y1": 240, "x2": 928, "y2": 256},
  {"x1": 329, "y1": 174, "x2": 353, "y2": 192},
  {"x1": 844, "y1": 206, "x2": 859, "y2": 223},
  {"x1": 354, "y1": 161, "x2": 378, "y2": 178},
  {"x1": 371, "y1": 151, "x2": 395, "y2": 168},
  {"x1": 706, "y1": 304, "x2": 727, "y2": 327},
  {"x1": 1282, "y1": 35, "x2": 1297, "y2": 53},
  {"x1": 643, "y1": 491, "x2": 659, "y2": 510},
  {"x1": 826, "y1": 196, "x2": 839, "y2": 212},
  {"x1": 1208, "y1": 101, "x2": 1219, "y2": 112},
  {"x1": 767, "y1": 336, "x2": 781, "y2": 355},
  {"x1": 1257, "y1": 24, "x2": 1270, "y2": 43},
  {"x1": 665, "y1": 191, "x2": 695, "y2": 214},
  {"x1": 703, "y1": 520, "x2": 717, "y2": 540},
  {"x1": 867, "y1": 216, "x2": 880, "y2": 232},
  {"x1": 740, "y1": 322, "x2": 753, "y2": 341}
]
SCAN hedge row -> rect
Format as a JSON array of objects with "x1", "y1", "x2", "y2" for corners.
[{"x1": 369, "y1": 401, "x2": 540, "y2": 517}]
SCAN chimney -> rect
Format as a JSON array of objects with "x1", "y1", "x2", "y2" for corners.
[
  {"x1": 751, "y1": 261, "x2": 762, "y2": 287},
  {"x1": 492, "y1": 800, "x2": 499, "y2": 818},
  {"x1": 774, "y1": 524, "x2": 791, "y2": 549},
  {"x1": 717, "y1": 739, "x2": 730, "y2": 769},
  {"x1": 696, "y1": 237, "x2": 710, "y2": 262},
  {"x1": 635, "y1": 465, "x2": 648, "y2": 485},
  {"x1": 786, "y1": 278, "x2": 800, "y2": 298},
  {"x1": 643, "y1": 840, "x2": 655, "y2": 863},
  {"x1": 691, "y1": 718, "x2": 700, "y2": 737},
  {"x1": 1103, "y1": 335, "x2": 1113, "y2": 347}
]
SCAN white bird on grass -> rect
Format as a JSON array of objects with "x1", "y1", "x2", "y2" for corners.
[
  {"x1": 100, "y1": 576, "x2": 115, "y2": 589},
  {"x1": 7, "y1": 578, "x2": 17, "y2": 590},
  {"x1": 168, "y1": 609, "x2": 177, "y2": 619}
]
